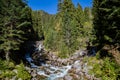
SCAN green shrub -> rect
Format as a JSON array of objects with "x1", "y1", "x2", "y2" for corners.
[
  {"x1": 101, "y1": 58, "x2": 118, "y2": 80},
  {"x1": 58, "y1": 42, "x2": 69, "y2": 58},
  {"x1": 16, "y1": 63, "x2": 31, "y2": 80},
  {"x1": 1, "y1": 70, "x2": 16, "y2": 78},
  {"x1": 0, "y1": 59, "x2": 8, "y2": 70},
  {"x1": 0, "y1": 59, "x2": 31, "y2": 80},
  {"x1": 88, "y1": 57, "x2": 120, "y2": 80},
  {"x1": 8, "y1": 62, "x2": 15, "y2": 69},
  {"x1": 0, "y1": 59, "x2": 16, "y2": 78}
]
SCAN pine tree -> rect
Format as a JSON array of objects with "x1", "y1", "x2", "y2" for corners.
[
  {"x1": 57, "y1": 0, "x2": 63, "y2": 13},
  {"x1": 93, "y1": 0, "x2": 120, "y2": 45},
  {"x1": 57, "y1": 0, "x2": 80, "y2": 56},
  {"x1": 75, "y1": 3, "x2": 85, "y2": 39},
  {"x1": 32, "y1": 11, "x2": 44, "y2": 40},
  {"x1": 84, "y1": 7, "x2": 91, "y2": 22},
  {"x1": 76, "y1": 3, "x2": 84, "y2": 26},
  {"x1": 0, "y1": 0, "x2": 33, "y2": 61}
]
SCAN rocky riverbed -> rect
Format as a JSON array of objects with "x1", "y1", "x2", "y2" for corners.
[{"x1": 25, "y1": 41, "x2": 100, "y2": 80}]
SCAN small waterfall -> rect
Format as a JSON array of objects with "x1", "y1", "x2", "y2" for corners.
[
  {"x1": 25, "y1": 41, "x2": 44, "y2": 68},
  {"x1": 25, "y1": 41, "x2": 73, "y2": 80},
  {"x1": 25, "y1": 41, "x2": 95, "y2": 80},
  {"x1": 35, "y1": 43, "x2": 43, "y2": 52},
  {"x1": 88, "y1": 47, "x2": 96, "y2": 56},
  {"x1": 25, "y1": 53, "x2": 38, "y2": 68}
]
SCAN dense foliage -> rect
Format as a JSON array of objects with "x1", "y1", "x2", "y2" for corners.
[
  {"x1": 32, "y1": 0, "x2": 93, "y2": 57},
  {"x1": 84, "y1": 56, "x2": 120, "y2": 80},
  {"x1": 0, "y1": 0, "x2": 34, "y2": 61},
  {"x1": 93, "y1": 0, "x2": 120, "y2": 45},
  {"x1": 92, "y1": 0, "x2": 120, "y2": 79},
  {"x1": 0, "y1": 59, "x2": 31, "y2": 79},
  {"x1": 93, "y1": 0, "x2": 120, "y2": 62}
]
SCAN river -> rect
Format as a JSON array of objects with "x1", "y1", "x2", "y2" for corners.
[{"x1": 25, "y1": 42, "x2": 97, "y2": 80}]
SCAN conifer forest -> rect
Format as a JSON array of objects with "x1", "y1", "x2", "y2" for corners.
[{"x1": 0, "y1": 0, "x2": 120, "y2": 80}]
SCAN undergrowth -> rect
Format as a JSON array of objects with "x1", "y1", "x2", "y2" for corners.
[
  {"x1": 0, "y1": 59, "x2": 31, "y2": 80},
  {"x1": 84, "y1": 53, "x2": 120, "y2": 80}
]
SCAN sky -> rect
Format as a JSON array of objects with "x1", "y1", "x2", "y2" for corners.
[{"x1": 28, "y1": 0, "x2": 92, "y2": 14}]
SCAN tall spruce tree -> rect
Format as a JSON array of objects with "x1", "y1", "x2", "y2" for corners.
[
  {"x1": 93, "y1": 0, "x2": 120, "y2": 45},
  {"x1": 84, "y1": 7, "x2": 91, "y2": 22},
  {"x1": 0, "y1": 0, "x2": 33, "y2": 61},
  {"x1": 76, "y1": 3, "x2": 84, "y2": 26},
  {"x1": 32, "y1": 11, "x2": 43, "y2": 39},
  {"x1": 75, "y1": 3, "x2": 85, "y2": 38},
  {"x1": 58, "y1": 0, "x2": 80, "y2": 56}
]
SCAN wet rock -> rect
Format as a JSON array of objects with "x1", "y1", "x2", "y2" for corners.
[
  {"x1": 64, "y1": 75, "x2": 73, "y2": 80},
  {"x1": 54, "y1": 70, "x2": 62, "y2": 74},
  {"x1": 77, "y1": 71, "x2": 84, "y2": 76},
  {"x1": 71, "y1": 50, "x2": 87, "y2": 59},
  {"x1": 69, "y1": 73, "x2": 80, "y2": 80},
  {"x1": 31, "y1": 77, "x2": 37, "y2": 80},
  {"x1": 56, "y1": 77, "x2": 64, "y2": 80},
  {"x1": 36, "y1": 74, "x2": 47, "y2": 80},
  {"x1": 72, "y1": 60, "x2": 82, "y2": 69},
  {"x1": 68, "y1": 68, "x2": 76, "y2": 73},
  {"x1": 39, "y1": 66, "x2": 45, "y2": 70},
  {"x1": 45, "y1": 70, "x2": 51, "y2": 75},
  {"x1": 32, "y1": 51, "x2": 48, "y2": 66},
  {"x1": 46, "y1": 61, "x2": 51, "y2": 64},
  {"x1": 31, "y1": 69, "x2": 37, "y2": 77}
]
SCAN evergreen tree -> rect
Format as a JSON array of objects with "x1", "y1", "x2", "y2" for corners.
[
  {"x1": 84, "y1": 7, "x2": 91, "y2": 22},
  {"x1": 75, "y1": 3, "x2": 86, "y2": 39},
  {"x1": 32, "y1": 10, "x2": 55, "y2": 40},
  {"x1": 0, "y1": 0, "x2": 33, "y2": 61},
  {"x1": 93, "y1": 0, "x2": 120, "y2": 45},
  {"x1": 32, "y1": 11, "x2": 43, "y2": 39},
  {"x1": 58, "y1": 0, "x2": 80, "y2": 56},
  {"x1": 76, "y1": 3, "x2": 84, "y2": 26},
  {"x1": 57, "y1": 0, "x2": 63, "y2": 13}
]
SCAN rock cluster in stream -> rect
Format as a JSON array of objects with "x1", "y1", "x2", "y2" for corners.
[
  {"x1": 26, "y1": 52, "x2": 100, "y2": 80},
  {"x1": 25, "y1": 41, "x2": 100, "y2": 80}
]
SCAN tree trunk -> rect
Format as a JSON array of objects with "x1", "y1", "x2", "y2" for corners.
[{"x1": 6, "y1": 51, "x2": 10, "y2": 62}]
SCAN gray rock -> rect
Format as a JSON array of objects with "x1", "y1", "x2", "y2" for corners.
[
  {"x1": 31, "y1": 78, "x2": 37, "y2": 80},
  {"x1": 64, "y1": 75, "x2": 73, "y2": 80},
  {"x1": 56, "y1": 77, "x2": 64, "y2": 80},
  {"x1": 72, "y1": 60, "x2": 82, "y2": 70},
  {"x1": 31, "y1": 69, "x2": 37, "y2": 77}
]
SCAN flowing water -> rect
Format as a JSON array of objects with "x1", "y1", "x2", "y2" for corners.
[
  {"x1": 25, "y1": 51, "x2": 73, "y2": 80},
  {"x1": 25, "y1": 52, "x2": 38, "y2": 68},
  {"x1": 37, "y1": 64, "x2": 72, "y2": 80},
  {"x1": 25, "y1": 42, "x2": 96, "y2": 80},
  {"x1": 25, "y1": 43, "x2": 73, "y2": 80}
]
